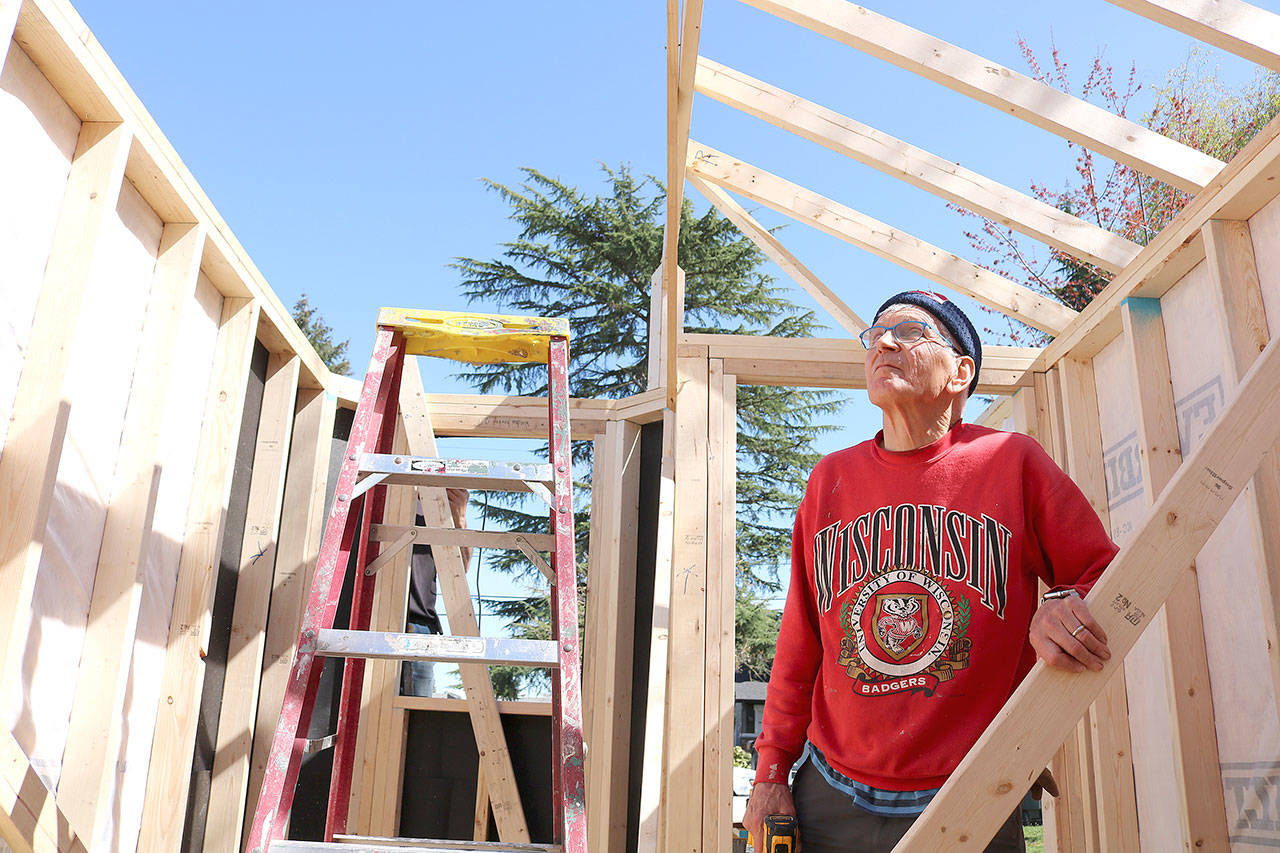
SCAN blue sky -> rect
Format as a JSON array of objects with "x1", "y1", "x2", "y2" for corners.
[{"x1": 68, "y1": 2, "x2": 1270, "y2": 624}]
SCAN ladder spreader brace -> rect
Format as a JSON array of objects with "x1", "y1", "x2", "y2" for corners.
[{"x1": 247, "y1": 309, "x2": 586, "y2": 853}]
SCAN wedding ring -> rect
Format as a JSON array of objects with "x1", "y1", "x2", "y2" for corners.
[{"x1": 1070, "y1": 623, "x2": 1087, "y2": 638}]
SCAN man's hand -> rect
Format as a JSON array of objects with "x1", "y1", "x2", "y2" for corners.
[
  {"x1": 446, "y1": 488, "x2": 469, "y2": 527},
  {"x1": 1030, "y1": 591, "x2": 1111, "y2": 672},
  {"x1": 743, "y1": 781, "x2": 797, "y2": 850}
]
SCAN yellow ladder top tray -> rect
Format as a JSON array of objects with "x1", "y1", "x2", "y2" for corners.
[{"x1": 377, "y1": 308, "x2": 570, "y2": 364}]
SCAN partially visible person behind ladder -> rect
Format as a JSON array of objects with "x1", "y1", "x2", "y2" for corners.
[
  {"x1": 402, "y1": 487, "x2": 471, "y2": 696},
  {"x1": 744, "y1": 291, "x2": 1118, "y2": 852}
]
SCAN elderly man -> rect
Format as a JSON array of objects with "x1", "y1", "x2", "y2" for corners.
[{"x1": 744, "y1": 291, "x2": 1117, "y2": 852}]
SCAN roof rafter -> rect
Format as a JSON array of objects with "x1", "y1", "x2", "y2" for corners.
[
  {"x1": 1106, "y1": 0, "x2": 1280, "y2": 71},
  {"x1": 687, "y1": 142, "x2": 1078, "y2": 334},
  {"x1": 695, "y1": 57, "x2": 1142, "y2": 274},
  {"x1": 688, "y1": 175, "x2": 868, "y2": 335},
  {"x1": 737, "y1": 0, "x2": 1225, "y2": 193}
]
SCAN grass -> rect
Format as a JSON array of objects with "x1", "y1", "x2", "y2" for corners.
[{"x1": 1024, "y1": 824, "x2": 1044, "y2": 852}]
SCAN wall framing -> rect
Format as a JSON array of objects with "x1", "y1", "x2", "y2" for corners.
[{"x1": 4, "y1": 0, "x2": 1280, "y2": 850}]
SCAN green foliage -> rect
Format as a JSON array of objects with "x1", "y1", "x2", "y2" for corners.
[
  {"x1": 452, "y1": 163, "x2": 840, "y2": 694},
  {"x1": 735, "y1": 586, "x2": 784, "y2": 681},
  {"x1": 956, "y1": 45, "x2": 1280, "y2": 344},
  {"x1": 291, "y1": 294, "x2": 351, "y2": 375},
  {"x1": 733, "y1": 746, "x2": 752, "y2": 769}
]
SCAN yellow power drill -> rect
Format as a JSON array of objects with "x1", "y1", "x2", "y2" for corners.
[{"x1": 748, "y1": 814, "x2": 798, "y2": 853}]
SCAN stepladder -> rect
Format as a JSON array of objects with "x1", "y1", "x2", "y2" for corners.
[{"x1": 247, "y1": 308, "x2": 587, "y2": 852}]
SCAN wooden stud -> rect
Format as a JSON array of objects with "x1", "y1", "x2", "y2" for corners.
[
  {"x1": 1030, "y1": 369, "x2": 1086, "y2": 853},
  {"x1": 473, "y1": 762, "x2": 491, "y2": 842},
  {"x1": 417, "y1": 393, "x2": 613, "y2": 439},
  {"x1": 57, "y1": 221, "x2": 206, "y2": 847},
  {"x1": 585, "y1": 420, "x2": 641, "y2": 853},
  {"x1": 738, "y1": 0, "x2": 1223, "y2": 192},
  {"x1": 896, "y1": 312, "x2": 1280, "y2": 850},
  {"x1": 687, "y1": 142, "x2": 1078, "y2": 334},
  {"x1": 688, "y1": 176, "x2": 868, "y2": 335},
  {"x1": 663, "y1": 0, "x2": 705, "y2": 408},
  {"x1": 1204, "y1": 219, "x2": 1280, "y2": 728},
  {"x1": 1119, "y1": 296, "x2": 1231, "y2": 851},
  {"x1": 354, "y1": 419, "x2": 414, "y2": 836},
  {"x1": 1104, "y1": 0, "x2": 1280, "y2": 71},
  {"x1": 244, "y1": 386, "x2": 337, "y2": 844},
  {"x1": 137, "y1": 297, "x2": 261, "y2": 853},
  {"x1": 637, "y1": 410, "x2": 677, "y2": 853},
  {"x1": 16, "y1": 0, "x2": 329, "y2": 386},
  {"x1": 695, "y1": 58, "x2": 1142, "y2": 274},
  {"x1": 663, "y1": 352, "x2": 711, "y2": 852},
  {"x1": 398, "y1": 362, "x2": 530, "y2": 842},
  {"x1": 1058, "y1": 358, "x2": 1140, "y2": 853},
  {"x1": 0, "y1": 729, "x2": 88, "y2": 853},
  {"x1": 701, "y1": 363, "x2": 736, "y2": 853},
  {"x1": 648, "y1": 267, "x2": 666, "y2": 392},
  {"x1": 204, "y1": 352, "x2": 301, "y2": 853},
  {"x1": 0, "y1": 1, "x2": 20, "y2": 78},
  {"x1": 0, "y1": 120, "x2": 131, "y2": 690}
]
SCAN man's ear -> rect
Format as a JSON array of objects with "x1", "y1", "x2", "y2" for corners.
[{"x1": 950, "y1": 355, "x2": 976, "y2": 394}]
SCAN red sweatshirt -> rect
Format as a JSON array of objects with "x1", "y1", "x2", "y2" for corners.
[{"x1": 754, "y1": 423, "x2": 1117, "y2": 790}]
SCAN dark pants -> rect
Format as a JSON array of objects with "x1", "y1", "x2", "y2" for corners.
[{"x1": 792, "y1": 762, "x2": 1026, "y2": 853}]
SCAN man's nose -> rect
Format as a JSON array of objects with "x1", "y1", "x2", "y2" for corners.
[{"x1": 869, "y1": 328, "x2": 899, "y2": 349}]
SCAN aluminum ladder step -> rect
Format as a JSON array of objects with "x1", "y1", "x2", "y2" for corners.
[
  {"x1": 274, "y1": 838, "x2": 561, "y2": 852},
  {"x1": 315, "y1": 629, "x2": 561, "y2": 667},
  {"x1": 357, "y1": 454, "x2": 553, "y2": 492}
]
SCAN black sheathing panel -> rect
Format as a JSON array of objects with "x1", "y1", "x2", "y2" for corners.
[
  {"x1": 182, "y1": 339, "x2": 269, "y2": 852},
  {"x1": 398, "y1": 710, "x2": 553, "y2": 841},
  {"x1": 626, "y1": 419, "x2": 663, "y2": 853}
]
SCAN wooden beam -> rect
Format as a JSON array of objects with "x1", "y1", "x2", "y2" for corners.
[
  {"x1": 245, "y1": 386, "x2": 336, "y2": 844},
  {"x1": 398, "y1": 362, "x2": 530, "y2": 842},
  {"x1": 680, "y1": 333, "x2": 1039, "y2": 392},
  {"x1": 371, "y1": 524, "x2": 555, "y2": 553},
  {"x1": 353, "y1": 420, "x2": 413, "y2": 835},
  {"x1": 687, "y1": 143, "x2": 1078, "y2": 334},
  {"x1": 12, "y1": 1, "x2": 119, "y2": 122},
  {"x1": 637, "y1": 410, "x2": 677, "y2": 853},
  {"x1": 664, "y1": 0, "x2": 705, "y2": 407},
  {"x1": 662, "y1": 353, "x2": 711, "y2": 851},
  {"x1": 1119, "y1": 296, "x2": 1230, "y2": 850},
  {"x1": 137, "y1": 297, "x2": 261, "y2": 853},
  {"x1": 0, "y1": 2, "x2": 20, "y2": 78},
  {"x1": 687, "y1": 175, "x2": 868, "y2": 335},
  {"x1": 391, "y1": 696, "x2": 553, "y2": 715},
  {"x1": 57, "y1": 221, "x2": 206, "y2": 846},
  {"x1": 648, "y1": 267, "x2": 666, "y2": 392},
  {"x1": 694, "y1": 57, "x2": 1142, "y2": 274},
  {"x1": 1203, "y1": 219, "x2": 1280, "y2": 726},
  {"x1": 974, "y1": 395, "x2": 1014, "y2": 429},
  {"x1": 702, "y1": 361, "x2": 735, "y2": 853},
  {"x1": 585, "y1": 420, "x2": 641, "y2": 853},
  {"x1": 1058, "y1": 358, "x2": 1141, "y2": 853},
  {"x1": 737, "y1": 0, "x2": 1223, "y2": 192},
  {"x1": 0, "y1": 729, "x2": 88, "y2": 853},
  {"x1": 895, "y1": 315, "x2": 1280, "y2": 850},
  {"x1": 419, "y1": 392, "x2": 611, "y2": 438},
  {"x1": 0, "y1": 120, "x2": 130, "y2": 691},
  {"x1": 1031, "y1": 107, "x2": 1280, "y2": 371},
  {"x1": 1105, "y1": 0, "x2": 1280, "y2": 71},
  {"x1": 204, "y1": 353, "x2": 301, "y2": 853}
]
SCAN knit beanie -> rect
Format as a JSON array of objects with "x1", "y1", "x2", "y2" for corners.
[{"x1": 873, "y1": 290, "x2": 982, "y2": 396}]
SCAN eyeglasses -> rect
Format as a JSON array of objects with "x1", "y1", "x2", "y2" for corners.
[{"x1": 859, "y1": 320, "x2": 958, "y2": 352}]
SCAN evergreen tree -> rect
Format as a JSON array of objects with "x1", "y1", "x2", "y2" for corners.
[
  {"x1": 292, "y1": 294, "x2": 352, "y2": 375},
  {"x1": 453, "y1": 164, "x2": 841, "y2": 695}
]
